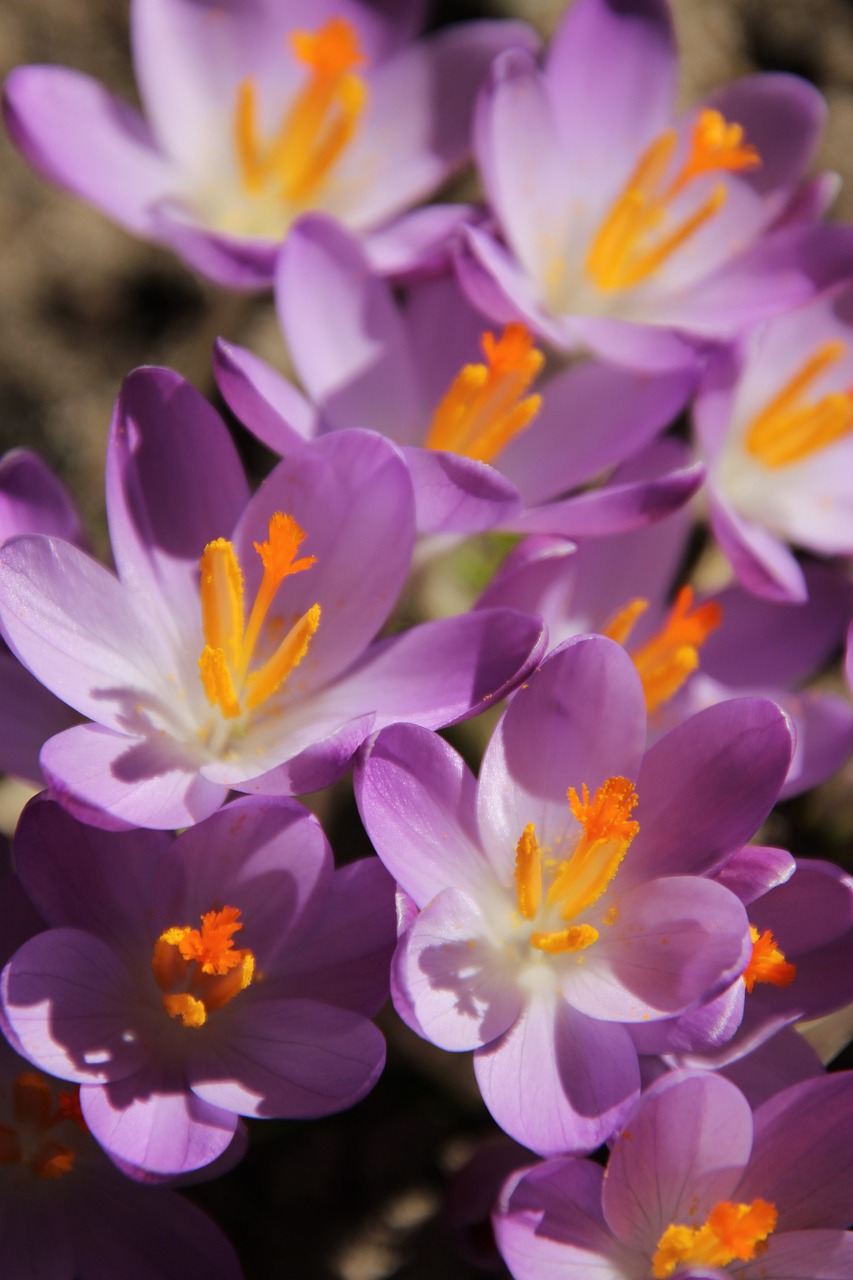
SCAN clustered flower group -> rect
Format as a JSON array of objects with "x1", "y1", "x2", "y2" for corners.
[{"x1": 1, "y1": 0, "x2": 853, "y2": 1275}]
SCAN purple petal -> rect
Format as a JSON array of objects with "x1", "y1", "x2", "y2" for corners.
[
  {"x1": 475, "y1": 993, "x2": 640, "y2": 1156},
  {"x1": 356, "y1": 722, "x2": 487, "y2": 907},
  {"x1": 779, "y1": 689, "x2": 853, "y2": 799},
  {"x1": 602, "y1": 1070, "x2": 751, "y2": 1253},
  {"x1": 393, "y1": 887, "x2": 521, "y2": 1050},
  {"x1": 277, "y1": 215, "x2": 424, "y2": 439},
  {"x1": 628, "y1": 698, "x2": 793, "y2": 882},
  {"x1": 148, "y1": 209, "x2": 279, "y2": 289},
  {"x1": 212, "y1": 338, "x2": 318, "y2": 452},
  {"x1": 41, "y1": 722, "x2": 225, "y2": 831},
  {"x1": 364, "y1": 202, "x2": 481, "y2": 281},
  {"x1": 708, "y1": 493, "x2": 807, "y2": 602},
  {"x1": 189, "y1": 997, "x2": 385, "y2": 1118},
  {"x1": 712, "y1": 844, "x2": 795, "y2": 906},
  {"x1": 478, "y1": 637, "x2": 646, "y2": 880},
  {"x1": 739, "y1": 1231, "x2": 853, "y2": 1280},
  {"x1": 2, "y1": 929, "x2": 147, "y2": 1084},
  {"x1": 3, "y1": 66, "x2": 175, "y2": 236},
  {"x1": 703, "y1": 74, "x2": 826, "y2": 196},
  {"x1": 739, "y1": 1074, "x2": 853, "y2": 1229},
  {"x1": 0, "y1": 651, "x2": 79, "y2": 784},
  {"x1": 0, "y1": 449, "x2": 86, "y2": 547},
  {"x1": 719, "y1": 1025, "x2": 824, "y2": 1108},
  {"x1": 569, "y1": 877, "x2": 750, "y2": 1021},
  {"x1": 402, "y1": 446, "x2": 522, "y2": 534},
  {"x1": 82, "y1": 1069, "x2": 237, "y2": 1176}
]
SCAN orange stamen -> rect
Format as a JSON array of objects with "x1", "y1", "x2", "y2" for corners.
[
  {"x1": 424, "y1": 323, "x2": 544, "y2": 463},
  {"x1": 653, "y1": 1198, "x2": 777, "y2": 1277},
  {"x1": 612, "y1": 587, "x2": 723, "y2": 714},
  {"x1": 545, "y1": 776, "x2": 639, "y2": 921},
  {"x1": 198, "y1": 512, "x2": 321, "y2": 722},
  {"x1": 514, "y1": 822, "x2": 543, "y2": 921},
  {"x1": 234, "y1": 17, "x2": 367, "y2": 205},
  {"x1": 177, "y1": 906, "x2": 245, "y2": 975},
  {"x1": 743, "y1": 925, "x2": 796, "y2": 994},
  {"x1": 586, "y1": 109, "x2": 760, "y2": 292},
  {"x1": 743, "y1": 339, "x2": 853, "y2": 468},
  {"x1": 153, "y1": 907, "x2": 255, "y2": 1028}
]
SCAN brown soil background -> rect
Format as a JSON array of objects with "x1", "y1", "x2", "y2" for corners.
[{"x1": 1, "y1": 2, "x2": 852, "y2": 1277}]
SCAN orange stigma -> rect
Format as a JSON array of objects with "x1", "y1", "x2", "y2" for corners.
[
  {"x1": 153, "y1": 906, "x2": 255, "y2": 1029},
  {"x1": 234, "y1": 16, "x2": 367, "y2": 205},
  {"x1": 604, "y1": 586, "x2": 723, "y2": 714},
  {"x1": 586, "y1": 108, "x2": 760, "y2": 292},
  {"x1": 743, "y1": 339, "x2": 853, "y2": 468},
  {"x1": 743, "y1": 925, "x2": 796, "y2": 994},
  {"x1": 514, "y1": 777, "x2": 639, "y2": 956},
  {"x1": 0, "y1": 1073, "x2": 83, "y2": 1181},
  {"x1": 653, "y1": 1198, "x2": 777, "y2": 1277},
  {"x1": 424, "y1": 323, "x2": 544, "y2": 463},
  {"x1": 198, "y1": 512, "x2": 321, "y2": 724}
]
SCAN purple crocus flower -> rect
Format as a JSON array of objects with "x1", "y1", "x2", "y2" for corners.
[
  {"x1": 478, "y1": 447, "x2": 853, "y2": 798},
  {"x1": 0, "y1": 367, "x2": 544, "y2": 830},
  {"x1": 214, "y1": 214, "x2": 700, "y2": 536},
  {"x1": 356, "y1": 634, "x2": 794, "y2": 1154},
  {"x1": 4, "y1": 0, "x2": 538, "y2": 288},
  {"x1": 458, "y1": 0, "x2": 853, "y2": 373},
  {"x1": 494, "y1": 1069, "x2": 853, "y2": 1279},
  {"x1": 695, "y1": 284, "x2": 853, "y2": 601},
  {"x1": 1, "y1": 793, "x2": 395, "y2": 1178}
]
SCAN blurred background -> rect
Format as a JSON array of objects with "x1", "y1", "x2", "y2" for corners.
[{"x1": 1, "y1": 2, "x2": 852, "y2": 1275}]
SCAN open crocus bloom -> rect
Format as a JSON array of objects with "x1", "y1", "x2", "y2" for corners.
[
  {"x1": 458, "y1": 0, "x2": 853, "y2": 373},
  {"x1": 356, "y1": 635, "x2": 794, "y2": 1155},
  {"x1": 478, "y1": 444, "x2": 853, "y2": 798},
  {"x1": 3, "y1": 0, "x2": 538, "y2": 287},
  {"x1": 214, "y1": 214, "x2": 701, "y2": 536},
  {"x1": 1, "y1": 794, "x2": 395, "y2": 1178},
  {"x1": 494, "y1": 1070, "x2": 853, "y2": 1280},
  {"x1": 696, "y1": 285, "x2": 853, "y2": 601},
  {"x1": 0, "y1": 367, "x2": 544, "y2": 830}
]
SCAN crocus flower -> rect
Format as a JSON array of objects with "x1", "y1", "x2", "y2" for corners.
[
  {"x1": 0, "y1": 367, "x2": 544, "y2": 830},
  {"x1": 356, "y1": 634, "x2": 794, "y2": 1154},
  {"x1": 695, "y1": 284, "x2": 853, "y2": 601},
  {"x1": 478, "y1": 446, "x2": 853, "y2": 797},
  {"x1": 494, "y1": 1069, "x2": 853, "y2": 1280},
  {"x1": 1, "y1": 793, "x2": 395, "y2": 1178},
  {"x1": 4, "y1": 0, "x2": 538, "y2": 288},
  {"x1": 0, "y1": 451, "x2": 85, "y2": 785},
  {"x1": 214, "y1": 213, "x2": 700, "y2": 537},
  {"x1": 458, "y1": 0, "x2": 853, "y2": 373}
]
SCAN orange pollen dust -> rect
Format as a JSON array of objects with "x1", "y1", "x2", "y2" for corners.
[
  {"x1": 0, "y1": 1072, "x2": 83, "y2": 1180},
  {"x1": 514, "y1": 777, "x2": 639, "y2": 955},
  {"x1": 743, "y1": 925, "x2": 797, "y2": 994},
  {"x1": 586, "y1": 108, "x2": 760, "y2": 292},
  {"x1": 152, "y1": 906, "x2": 255, "y2": 1029},
  {"x1": 424, "y1": 322, "x2": 544, "y2": 464},
  {"x1": 652, "y1": 1198, "x2": 777, "y2": 1277},
  {"x1": 743, "y1": 338, "x2": 853, "y2": 469},
  {"x1": 198, "y1": 511, "x2": 321, "y2": 723},
  {"x1": 603, "y1": 586, "x2": 723, "y2": 714},
  {"x1": 234, "y1": 16, "x2": 367, "y2": 205}
]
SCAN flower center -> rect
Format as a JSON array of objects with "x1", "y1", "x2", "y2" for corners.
[
  {"x1": 514, "y1": 776, "x2": 639, "y2": 954},
  {"x1": 0, "y1": 1072, "x2": 84, "y2": 1181},
  {"x1": 743, "y1": 339, "x2": 853, "y2": 468},
  {"x1": 198, "y1": 511, "x2": 321, "y2": 724},
  {"x1": 652, "y1": 1198, "x2": 777, "y2": 1277},
  {"x1": 234, "y1": 17, "x2": 367, "y2": 207},
  {"x1": 424, "y1": 323, "x2": 544, "y2": 464},
  {"x1": 603, "y1": 586, "x2": 723, "y2": 714},
  {"x1": 152, "y1": 906, "x2": 255, "y2": 1029},
  {"x1": 585, "y1": 108, "x2": 760, "y2": 293},
  {"x1": 743, "y1": 925, "x2": 796, "y2": 994}
]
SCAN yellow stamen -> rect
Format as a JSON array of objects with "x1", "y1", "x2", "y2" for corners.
[
  {"x1": 530, "y1": 923, "x2": 599, "y2": 954},
  {"x1": 198, "y1": 512, "x2": 321, "y2": 722},
  {"x1": 743, "y1": 925, "x2": 797, "y2": 994},
  {"x1": 424, "y1": 323, "x2": 544, "y2": 463},
  {"x1": 515, "y1": 822, "x2": 543, "y2": 921},
  {"x1": 652, "y1": 1198, "x2": 777, "y2": 1277},
  {"x1": 609, "y1": 587, "x2": 723, "y2": 714},
  {"x1": 586, "y1": 108, "x2": 760, "y2": 292},
  {"x1": 154, "y1": 906, "x2": 255, "y2": 1029},
  {"x1": 234, "y1": 17, "x2": 367, "y2": 205},
  {"x1": 744, "y1": 339, "x2": 853, "y2": 468},
  {"x1": 546, "y1": 777, "x2": 639, "y2": 921}
]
